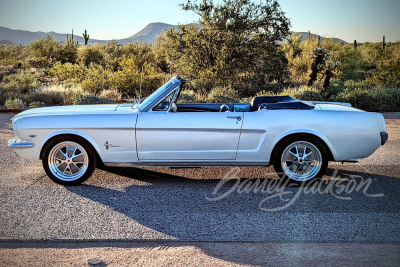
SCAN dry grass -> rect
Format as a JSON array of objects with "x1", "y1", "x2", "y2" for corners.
[{"x1": 36, "y1": 84, "x2": 82, "y2": 105}]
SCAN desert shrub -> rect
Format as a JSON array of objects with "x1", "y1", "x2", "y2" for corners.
[
  {"x1": 294, "y1": 90, "x2": 325, "y2": 101},
  {"x1": 343, "y1": 80, "x2": 373, "y2": 91},
  {"x1": 0, "y1": 65, "x2": 18, "y2": 82},
  {"x1": 46, "y1": 91, "x2": 64, "y2": 105},
  {"x1": 28, "y1": 35, "x2": 62, "y2": 67},
  {"x1": 50, "y1": 61, "x2": 86, "y2": 82},
  {"x1": 376, "y1": 88, "x2": 400, "y2": 112},
  {"x1": 5, "y1": 98, "x2": 26, "y2": 109},
  {"x1": 29, "y1": 101, "x2": 46, "y2": 108},
  {"x1": 25, "y1": 93, "x2": 52, "y2": 105},
  {"x1": 39, "y1": 84, "x2": 82, "y2": 105},
  {"x1": 336, "y1": 89, "x2": 379, "y2": 110},
  {"x1": 73, "y1": 94, "x2": 116, "y2": 105},
  {"x1": 114, "y1": 55, "x2": 163, "y2": 97},
  {"x1": 207, "y1": 94, "x2": 238, "y2": 103},
  {"x1": 1, "y1": 71, "x2": 37, "y2": 94},
  {"x1": 209, "y1": 86, "x2": 239, "y2": 98},
  {"x1": 81, "y1": 64, "x2": 114, "y2": 94},
  {"x1": 336, "y1": 46, "x2": 367, "y2": 81},
  {"x1": 77, "y1": 44, "x2": 104, "y2": 67},
  {"x1": 0, "y1": 88, "x2": 6, "y2": 105},
  {"x1": 0, "y1": 45, "x2": 30, "y2": 66},
  {"x1": 177, "y1": 89, "x2": 196, "y2": 103},
  {"x1": 99, "y1": 89, "x2": 123, "y2": 102}
]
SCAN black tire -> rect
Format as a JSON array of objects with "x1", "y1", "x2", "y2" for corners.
[
  {"x1": 42, "y1": 135, "x2": 96, "y2": 185},
  {"x1": 273, "y1": 135, "x2": 328, "y2": 185}
]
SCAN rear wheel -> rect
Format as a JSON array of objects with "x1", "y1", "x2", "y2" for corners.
[
  {"x1": 42, "y1": 136, "x2": 96, "y2": 185},
  {"x1": 273, "y1": 136, "x2": 328, "y2": 184}
]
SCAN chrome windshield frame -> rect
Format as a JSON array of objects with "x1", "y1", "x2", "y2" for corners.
[{"x1": 138, "y1": 77, "x2": 182, "y2": 112}]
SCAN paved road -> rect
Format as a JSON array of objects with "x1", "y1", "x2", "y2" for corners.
[{"x1": 1, "y1": 113, "x2": 399, "y2": 244}]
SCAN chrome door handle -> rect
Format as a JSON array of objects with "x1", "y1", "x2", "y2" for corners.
[{"x1": 227, "y1": 116, "x2": 242, "y2": 121}]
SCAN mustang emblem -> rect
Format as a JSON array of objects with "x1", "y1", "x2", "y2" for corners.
[{"x1": 104, "y1": 141, "x2": 120, "y2": 150}]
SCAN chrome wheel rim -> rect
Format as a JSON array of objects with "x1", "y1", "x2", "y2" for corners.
[
  {"x1": 281, "y1": 141, "x2": 322, "y2": 182},
  {"x1": 48, "y1": 141, "x2": 89, "y2": 181}
]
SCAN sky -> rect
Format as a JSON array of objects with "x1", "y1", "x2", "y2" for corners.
[{"x1": 0, "y1": 0, "x2": 399, "y2": 42}]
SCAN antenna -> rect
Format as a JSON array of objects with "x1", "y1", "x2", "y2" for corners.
[{"x1": 139, "y1": 65, "x2": 144, "y2": 99}]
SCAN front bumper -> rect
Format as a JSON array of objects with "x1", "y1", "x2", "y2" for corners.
[{"x1": 8, "y1": 137, "x2": 35, "y2": 148}]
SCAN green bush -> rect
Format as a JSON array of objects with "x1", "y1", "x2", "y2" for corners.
[
  {"x1": 179, "y1": 90, "x2": 196, "y2": 103},
  {"x1": 29, "y1": 101, "x2": 46, "y2": 108},
  {"x1": 5, "y1": 98, "x2": 26, "y2": 109},
  {"x1": 207, "y1": 94, "x2": 238, "y2": 103},
  {"x1": 294, "y1": 90, "x2": 325, "y2": 101},
  {"x1": 26, "y1": 91, "x2": 64, "y2": 105},
  {"x1": 209, "y1": 86, "x2": 239, "y2": 98},
  {"x1": 73, "y1": 94, "x2": 116, "y2": 105},
  {"x1": 77, "y1": 44, "x2": 104, "y2": 67},
  {"x1": 376, "y1": 88, "x2": 400, "y2": 112},
  {"x1": 50, "y1": 61, "x2": 86, "y2": 82},
  {"x1": 0, "y1": 89, "x2": 8, "y2": 105},
  {"x1": 1, "y1": 71, "x2": 37, "y2": 94},
  {"x1": 336, "y1": 89, "x2": 379, "y2": 110},
  {"x1": 81, "y1": 64, "x2": 114, "y2": 95}
]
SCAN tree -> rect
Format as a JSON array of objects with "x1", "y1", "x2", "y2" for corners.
[{"x1": 165, "y1": 0, "x2": 290, "y2": 96}]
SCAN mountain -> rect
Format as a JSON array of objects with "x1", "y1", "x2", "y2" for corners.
[
  {"x1": 291, "y1": 31, "x2": 347, "y2": 44},
  {"x1": 128, "y1": 22, "x2": 180, "y2": 43},
  {"x1": 0, "y1": 24, "x2": 347, "y2": 45},
  {"x1": 0, "y1": 26, "x2": 108, "y2": 45},
  {"x1": 0, "y1": 40, "x2": 14, "y2": 45}
]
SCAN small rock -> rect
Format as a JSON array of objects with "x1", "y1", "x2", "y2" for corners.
[{"x1": 88, "y1": 258, "x2": 103, "y2": 265}]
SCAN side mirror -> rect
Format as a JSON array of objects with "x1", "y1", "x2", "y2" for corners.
[{"x1": 170, "y1": 103, "x2": 177, "y2": 113}]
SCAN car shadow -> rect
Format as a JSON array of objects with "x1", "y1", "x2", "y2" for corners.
[{"x1": 64, "y1": 166, "x2": 400, "y2": 265}]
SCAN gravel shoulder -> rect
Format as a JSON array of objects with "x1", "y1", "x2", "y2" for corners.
[{"x1": 1, "y1": 241, "x2": 399, "y2": 267}]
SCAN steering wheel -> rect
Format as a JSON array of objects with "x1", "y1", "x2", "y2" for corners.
[{"x1": 219, "y1": 104, "x2": 230, "y2": 112}]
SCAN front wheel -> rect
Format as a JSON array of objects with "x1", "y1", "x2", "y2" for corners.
[
  {"x1": 273, "y1": 137, "x2": 328, "y2": 184},
  {"x1": 42, "y1": 136, "x2": 96, "y2": 185}
]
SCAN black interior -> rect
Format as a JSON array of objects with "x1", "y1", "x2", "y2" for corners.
[{"x1": 175, "y1": 95, "x2": 313, "y2": 112}]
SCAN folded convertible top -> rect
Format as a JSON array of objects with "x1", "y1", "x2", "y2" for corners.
[{"x1": 251, "y1": 96, "x2": 314, "y2": 111}]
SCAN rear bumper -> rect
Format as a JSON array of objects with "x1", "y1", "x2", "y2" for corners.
[
  {"x1": 380, "y1": 132, "x2": 388, "y2": 145},
  {"x1": 8, "y1": 137, "x2": 35, "y2": 148}
]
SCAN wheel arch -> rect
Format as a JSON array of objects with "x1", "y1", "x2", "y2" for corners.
[
  {"x1": 269, "y1": 131, "x2": 335, "y2": 164},
  {"x1": 39, "y1": 130, "x2": 104, "y2": 165}
]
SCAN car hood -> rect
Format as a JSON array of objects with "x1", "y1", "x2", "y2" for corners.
[{"x1": 12, "y1": 104, "x2": 137, "y2": 122}]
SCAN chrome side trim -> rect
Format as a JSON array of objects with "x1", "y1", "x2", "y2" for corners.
[
  {"x1": 8, "y1": 138, "x2": 35, "y2": 148},
  {"x1": 104, "y1": 162, "x2": 269, "y2": 167}
]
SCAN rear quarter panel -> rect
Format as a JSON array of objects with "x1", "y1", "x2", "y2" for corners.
[{"x1": 237, "y1": 109, "x2": 381, "y2": 162}]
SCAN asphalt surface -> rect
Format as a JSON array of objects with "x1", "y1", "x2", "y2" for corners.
[{"x1": 0, "y1": 112, "x2": 399, "y2": 265}]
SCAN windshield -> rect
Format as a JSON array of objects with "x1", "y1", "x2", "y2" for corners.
[{"x1": 137, "y1": 80, "x2": 178, "y2": 111}]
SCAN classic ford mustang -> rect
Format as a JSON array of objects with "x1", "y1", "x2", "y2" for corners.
[{"x1": 9, "y1": 76, "x2": 388, "y2": 185}]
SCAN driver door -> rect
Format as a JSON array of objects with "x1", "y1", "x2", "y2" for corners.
[{"x1": 136, "y1": 111, "x2": 243, "y2": 161}]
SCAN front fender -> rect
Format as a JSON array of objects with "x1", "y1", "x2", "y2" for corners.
[{"x1": 40, "y1": 130, "x2": 104, "y2": 160}]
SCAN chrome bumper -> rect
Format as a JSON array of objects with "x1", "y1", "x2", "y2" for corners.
[{"x1": 8, "y1": 137, "x2": 35, "y2": 148}]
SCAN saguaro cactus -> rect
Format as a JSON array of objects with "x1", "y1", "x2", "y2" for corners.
[
  {"x1": 308, "y1": 30, "x2": 311, "y2": 40},
  {"x1": 82, "y1": 30, "x2": 90, "y2": 45},
  {"x1": 353, "y1": 40, "x2": 357, "y2": 49},
  {"x1": 317, "y1": 35, "x2": 321, "y2": 46},
  {"x1": 383, "y1": 35, "x2": 386, "y2": 50}
]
